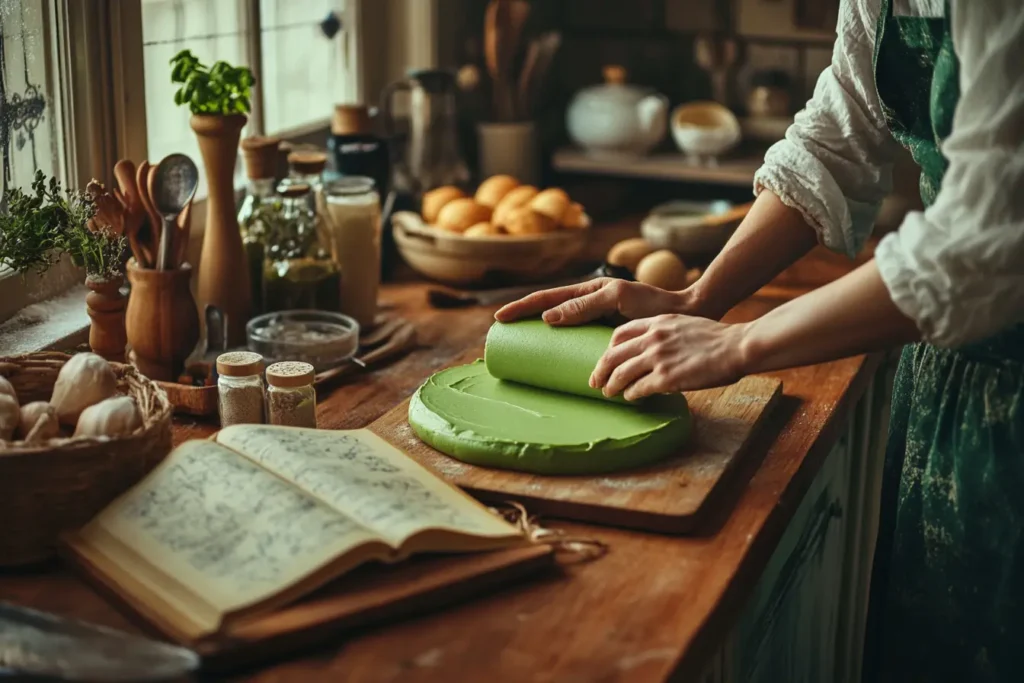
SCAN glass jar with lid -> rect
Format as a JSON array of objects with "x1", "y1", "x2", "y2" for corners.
[
  {"x1": 262, "y1": 179, "x2": 341, "y2": 312},
  {"x1": 287, "y1": 149, "x2": 328, "y2": 212},
  {"x1": 216, "y1": 351, "x2": 265, "y2": 426},
  {"x1": 266, "y1": 361, "x2": 317, "y2": 428},
  {"x1": 239, "y1": 136, "x2": 284, "y2": 314},
  {"x1": 316, "y1": 177, "x2": 381, "y2": 328}
]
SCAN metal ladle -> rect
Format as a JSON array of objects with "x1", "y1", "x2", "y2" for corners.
[{"x1": 150, "y1": 154, "x2": 199, "y2": 271}]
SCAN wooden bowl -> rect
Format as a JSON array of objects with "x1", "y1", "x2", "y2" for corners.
[
  {"x1": 0, "y1": 352, "x2": 173, "y2": 566},
  {"x1": 392, "y1": 211, "x2": 590, "y2": 286}
]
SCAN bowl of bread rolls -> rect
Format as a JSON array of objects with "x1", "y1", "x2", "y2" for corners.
[{"x1": 392, "y1": 174, "x2": 590, "y2": 286}]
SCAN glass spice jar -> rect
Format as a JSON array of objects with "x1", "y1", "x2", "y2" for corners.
[
  {"x1": 287, "y1": 149, "x2": 328, "y2": 213},
  {"x1": 216, "y1": 351, "x2": 265, "y2": 426},
  {"x1": 265, "y1": 361, "x2": 317, "y2": 428},
  {"x1": 239, "y1": 136, "x2": 284, "y2": 315},
  {"x1": 261, "y1": 179, "x2": 341, "y2": 312}
]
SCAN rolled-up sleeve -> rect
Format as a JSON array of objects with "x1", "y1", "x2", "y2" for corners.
[
  {"x1": 754, "y1": 0, "x2": 899, "y2": 258},
  {"x1": 876, "y1": 0, "x2": 1024, "y2": 348}
]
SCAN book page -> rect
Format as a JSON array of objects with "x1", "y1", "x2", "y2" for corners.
[
  {"x1": 89, "y1": 440, "x2": 380, "y2": 617},
  {"x1": 216, "y1": 425, "x2": 518, "y2": 547}
]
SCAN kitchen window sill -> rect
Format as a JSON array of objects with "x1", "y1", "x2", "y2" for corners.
[{"x1": 0, "y1": 284, "x2": 91, "y2": 357}]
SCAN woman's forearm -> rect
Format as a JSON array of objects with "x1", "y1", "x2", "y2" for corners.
[
  {"x1": 689, "y1": 191, "x2": 819, "y2": 320},
  {"x1": 739, "y1": 259, "x2": 921, "y2": 373}
]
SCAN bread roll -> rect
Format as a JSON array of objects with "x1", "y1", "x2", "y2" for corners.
[
  {"x1": 504, "y1": 206, "x2": 557, "y2": 236},
  {"x1": 464, "y1": 222, "x2": 501, "y2": 237},
  {"x1": 607, "y1": 238, "x2": 655, "y2": 272},
  {"x1": 422, "y1": 186, "x2": 466, "y2": 223},
  {"x1": 562, "y1": 202, "x2": 586, "y2": 229},
  {"x1": 492, "y1": 185, "x2": 539, "y2": 227},
  {"x1": 474, "y1": 175, "x2": 520, "y2": 208},
  {"x1": 529, "y1": 188, "x2": 571, "y2": 223},
  {"x1": 437, "y1": 198, "x2": 492, "y2": 233}
]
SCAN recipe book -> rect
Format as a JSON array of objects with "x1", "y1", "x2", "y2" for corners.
[{"x1": 62, "y1": 425, "x2": 527, "y2": 642}]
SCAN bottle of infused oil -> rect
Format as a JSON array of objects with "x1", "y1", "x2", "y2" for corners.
[
  {"x1": 262, "y1": 179, "x2": 340, "y2": 312},
  {"x1": 238, "y1": 136, "x2": 283, "y2": 314}
]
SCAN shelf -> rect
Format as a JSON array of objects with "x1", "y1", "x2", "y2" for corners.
[{"x1": 552, "y1": 148, "x2": 764, "y2": 187}]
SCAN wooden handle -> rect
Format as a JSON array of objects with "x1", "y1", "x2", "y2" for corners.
[{"x1": 135, "y1": 161, "x2": 163, "y2": 267}]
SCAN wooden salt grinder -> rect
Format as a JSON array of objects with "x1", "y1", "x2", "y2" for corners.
[{"x1": 85, "y1": 275, "x2": 128, "y2": 363}]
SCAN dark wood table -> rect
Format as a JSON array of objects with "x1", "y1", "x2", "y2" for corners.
[{"x1": 0, "y1": 219, "x2": 881, "y2": 682}]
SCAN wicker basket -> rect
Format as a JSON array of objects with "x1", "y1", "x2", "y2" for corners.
[{"x1": 0, "y1": 352, "x2": 173, "y2": 566}]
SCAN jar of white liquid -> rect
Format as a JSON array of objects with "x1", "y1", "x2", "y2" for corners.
[{"x1": 317, "y1": 177, "x2": 381, "y2": 328}]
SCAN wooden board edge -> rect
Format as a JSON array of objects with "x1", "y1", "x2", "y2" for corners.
[{"x1": 198, "y1": 545, "x2": 556, "y2": 671}]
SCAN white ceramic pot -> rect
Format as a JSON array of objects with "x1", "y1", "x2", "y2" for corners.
[
  {"x1": 670, "y1": 101, "x2": 741, "y2": 160},
  {"x1": 566, "y1": 65, "x2": 668, "y2": 158}
]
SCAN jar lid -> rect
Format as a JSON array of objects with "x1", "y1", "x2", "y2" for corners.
[
  {"x1": 288, "y1": 150, "x2": 328, "y2": 175},
  {"x1": 241, "y1": 136, "x2": 281, "y2": 180},
  {"x1": 216, "y1": 351, "x2": 264, "y2": 377},
  {"x1": 332, "y1": 103, "x2": 372, "y2": 136},
  {"x1": 266, "y1": 361, "x2": 316, "y2": 388},
  {"x1": 277, "y1": 179, "x2": 312, "y2": 198},
  {"x1": 323, "y1": 176, "x2": 375, "y2": 197}
]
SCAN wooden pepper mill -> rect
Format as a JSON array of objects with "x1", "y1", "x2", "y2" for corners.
[{"x1": 85, "y1": 275, "x2": 128, "y2": 362}]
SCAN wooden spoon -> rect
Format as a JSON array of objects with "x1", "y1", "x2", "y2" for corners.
[
  {"x1": 114, "y1": 159, "x2": 152, "y2": 268},
  {"x1": 135, "y1": 161, "x2": 163, "y2": 267},
  {"x1": 517, "y1": 31, "x2": 561, "y2": 119}
]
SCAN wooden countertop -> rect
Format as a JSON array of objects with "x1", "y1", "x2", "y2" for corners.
[{"x1": 0, "y1": 219, "x2": 880, "y2": 682}]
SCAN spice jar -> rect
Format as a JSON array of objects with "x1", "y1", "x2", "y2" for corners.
[
  {"x1": 266, "y1": 361, "x2": 317, "y2": 428},
  {"x1": 217, "y1": 351, "x2": 265, "y2": 426},
  {"x1": 316, "y1": 177, "x2": 381, "y2": 328},
  {"x1": 239, "y1": 136, "x2": 283, "y2": 315},
  {"x1": 262, "y1": 179, "x2": 341, "y2": 312},
  {"x1": 288, "y1": 149, "x2": 328, "y2": 213}
]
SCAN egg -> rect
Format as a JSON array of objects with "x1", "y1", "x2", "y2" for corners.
[
  {"x1": 635, "y1": 250, "x2": 688, "y2": 291},
  {"x1": 437, "y1": 198, "x2": 492, "y2": 232},
  {"x1": 422, "y1": 186, "x2": 466, "y2": 223},
  {"x1": 607, "y1": 238, "x2": 655, "y2": 273},
  {"x1": 474, "y1": 175, "x2": 520, "y2": 208}
]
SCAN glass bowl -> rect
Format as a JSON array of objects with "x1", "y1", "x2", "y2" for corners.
[{"x1": 246, "y1": 310, "x2": 360, "y2": 372}]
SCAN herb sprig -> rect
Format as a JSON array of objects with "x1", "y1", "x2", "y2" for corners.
[
  {"x1": 0, "y1": 171, "x2": 126, "y2": 280},
  {"x1": 170, "y1": 49, "x2": 255, "y2": 116}
]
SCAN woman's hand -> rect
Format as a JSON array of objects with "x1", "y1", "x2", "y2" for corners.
[
  {"x1": 495, "y1": 277, "x2": 697, "y2": 326},
  {"x1": 590, "y1": 314, "x2": 751, "y2": 401}
]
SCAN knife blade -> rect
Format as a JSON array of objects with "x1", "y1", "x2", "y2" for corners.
[{"x1": 0, "y1": 603, "x2": 199, "y2": 682}]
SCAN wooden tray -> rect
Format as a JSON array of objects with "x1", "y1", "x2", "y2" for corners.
[
  {"x1": 371, "y1": 375, "x2": 783, "y2": 534},
  {"x1": 62, "y1": 541, "x2": 554, "y2": 672},
  {"x1": 159, "y1": 316, "x2": 417, "y2": 418}
]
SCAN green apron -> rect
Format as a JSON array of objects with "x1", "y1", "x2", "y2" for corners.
[{"x1": 863, "y1": 2, "x2": 1024, "y2": 681}]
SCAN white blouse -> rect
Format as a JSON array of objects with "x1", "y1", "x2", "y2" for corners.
[{"x1": 753, "y1": 0, "x2": 1024, "y2": 348}]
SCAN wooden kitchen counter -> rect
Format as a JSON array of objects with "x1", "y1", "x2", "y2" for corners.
[{"x1": 0, "y1": 220, "x2": 883, "y2": 682}]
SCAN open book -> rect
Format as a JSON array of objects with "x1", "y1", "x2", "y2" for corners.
[{"x1": 62, "y1": 425, "x2": 525, "y2": 642}]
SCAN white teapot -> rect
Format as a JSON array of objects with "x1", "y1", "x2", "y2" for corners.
[{"x1": 566, "y1": 65, "x2": 669, "y2": 158}]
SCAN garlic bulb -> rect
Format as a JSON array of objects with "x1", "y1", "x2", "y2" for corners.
[
  {"x1": 17, "y1": 401, "x2": 59, "y2": 441},
  {"x1": 50, "y1": 353, "x2": 117, "y2": 426},
  {"x1": 0, "y1": 394, "x2": 20, "y2": 441},
  {"x1": 73, "y1": 396, "x2": 142, "y2": 439},
  {"x1": 0, "y1": 375, "x2": 17, "y2": 404}
]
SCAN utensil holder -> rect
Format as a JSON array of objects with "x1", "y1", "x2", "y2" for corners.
[
  {"x1": 477, "y1": 121, "x2": 538, "y2": 184},
  {"x1": 126, "y1": 260, "x2": 200, "y2": 382}
]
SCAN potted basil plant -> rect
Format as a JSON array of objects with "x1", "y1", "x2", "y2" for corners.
[{"x1": 170, "y1": 49, "x2": 256, "y2": 346}]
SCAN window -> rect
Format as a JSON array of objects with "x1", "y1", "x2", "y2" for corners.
[
  {"x1": 140, "y1": 0, "x2": 356, "y2": 196},
  {"x1": 0, "y1": 0, "x2": 67, "y2": 200}
]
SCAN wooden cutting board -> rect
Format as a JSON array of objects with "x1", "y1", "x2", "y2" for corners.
[{"x1": 371, "y1": 374, "x2": 783, "y2": 534}]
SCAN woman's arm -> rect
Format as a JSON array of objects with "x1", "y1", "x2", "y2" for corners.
[{"x1": 590, "y1": 260, "x2": 919, "y2": 400}]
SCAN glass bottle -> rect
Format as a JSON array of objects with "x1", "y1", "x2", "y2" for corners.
[
  {"x1": 266, "y1": 361, "x2": 317, "y2": 428},
  {"x1": 216, "y1": 351, "x2": 265, "y2": 426},
  {"x1": 262, "y1": 179, "x2": 341, "y2": 313},
  {"x1": 239, "y1": 136, "x2": 283, "y2": 315},
  {"x1": 316, "y1": 177, "x2": 381, "y2": 328}
]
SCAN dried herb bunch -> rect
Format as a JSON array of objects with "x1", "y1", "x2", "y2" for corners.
[
  {"x1": 170, "y1": 49, "x2": 255, "y2": 115},
  {"x1": 0, "y1": 171, "x2": 126, "y2": 280}
]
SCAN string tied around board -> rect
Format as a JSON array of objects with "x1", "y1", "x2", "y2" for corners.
[{"x1": 489, "y1": 501, "x2": 608, "y2": 563}]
